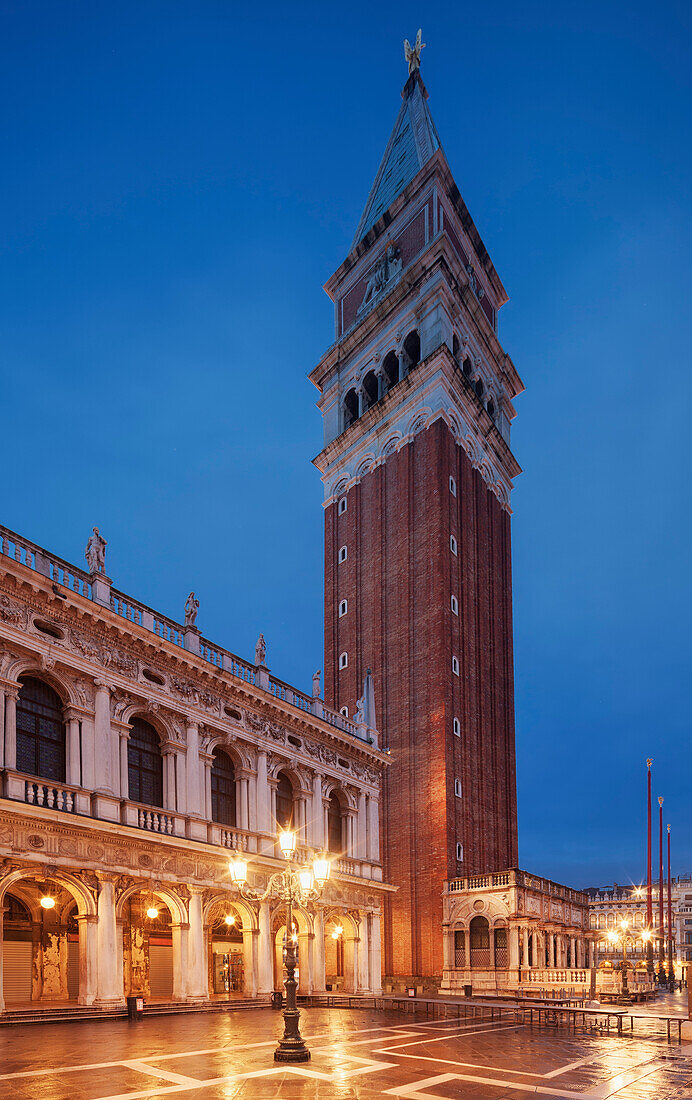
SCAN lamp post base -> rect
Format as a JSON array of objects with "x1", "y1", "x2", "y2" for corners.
[
  {"x1": 274, "y1": 1007, "x2": 311, "y2": 1062},
  {"x1": 274, "y1": 1043, "x2": 311, "y2": 1063}
]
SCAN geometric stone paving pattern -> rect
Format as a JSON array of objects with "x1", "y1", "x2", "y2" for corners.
[{"x1": 1, "y1": 1006, "x2": 691, "y2": 1099}]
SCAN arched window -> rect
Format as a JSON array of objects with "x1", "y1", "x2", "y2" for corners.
[
  {"x1": 211, "y1": 748, "x2": 236, "y2": 826},
  {"x1": 382, "y1": 350, "x2": 399, "y2": 390},
  {"x1": 343, "y1": 388, "x2": 359, "y2": 429},
  {"x1": 469, "y1": 915, "x2": 490, "y2": 969},
  {"x1": 475, "y1": 378, "x2": 484, "y2": 400},
  {"x1": 402, "y1": 330, "x2": 421, "y2": 372},
  {"x1": 462, "y1": 356, "x2": 472, "y2": 378},
  {"x1": 452, "y1": 333, "x2": 460, "y2": 360},
  {"x1": 16, "y1": 676, "x2": 66, "y2": 782},
  {"x1": 494, "y1": 926, "x2": 508, "y2": 968},
  {"x1": 276, "y1": 771, "x2": 294, "y2": 830},
  {"x1": 127, "y1": 717, "x2": 163, "y2": 808},
  {"x1": 486, "y1": 399, "x2": 495, "y2": 420},
  {"x1": 327, "y1": 792, "x2": 343, "y2": 852},
  {"x1": 362, "y1": 371, "x2": 379, "y2": 410}
]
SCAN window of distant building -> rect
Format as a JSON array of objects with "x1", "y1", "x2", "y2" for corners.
[
  {"x1": 339, "y1": 545, "x2": 347, "y2": 563},
  {"x1": 339, "y1": 652, "x2": 348, "y2": 670}
]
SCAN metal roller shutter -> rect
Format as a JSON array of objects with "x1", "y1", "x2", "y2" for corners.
[
  {"x1": 3, "y1": 941, "x2": 33, "y2": 1003},
  {"x1": 148, "y1": 944, "x2": 173, "y2": 998},
  {"x1": 67, "y1": 939, "x2": 79, "y2": 1000}
]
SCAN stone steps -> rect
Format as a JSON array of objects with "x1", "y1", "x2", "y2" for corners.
[{"x1": 1, "y1": 998, "x2": 267, "y2": 1026}]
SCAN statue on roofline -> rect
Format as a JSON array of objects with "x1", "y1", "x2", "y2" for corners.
[
  {"x1": 255, "y1": 632, "x2": 267, "y2": 667},
  {"x1": 184, "y1": 592, "x2": 199, "y2": 627},
  {"x1": 85, "y1": 527, "x2": 107, "y2": 575}
]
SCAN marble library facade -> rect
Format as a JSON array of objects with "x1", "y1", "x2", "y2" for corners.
[{"x1": 0, "y1": 524, "x2": 390, "y2": 1011}]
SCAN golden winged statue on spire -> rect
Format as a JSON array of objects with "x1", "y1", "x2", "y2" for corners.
[{"x1": 404, "y1": 29, "x2": 425, "y2": 75}]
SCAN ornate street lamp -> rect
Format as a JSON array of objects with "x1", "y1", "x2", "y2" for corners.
[
  {"x1": 605, "y1": 920, "x2": 652, "y2": 1005},
  {"x1": 229, "y1": 829, "x2": 330, "y2": 1062}
]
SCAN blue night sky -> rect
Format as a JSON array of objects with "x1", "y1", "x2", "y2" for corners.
[{"x1": 2, "y1": 2, "x2": 690, "y2": 888}]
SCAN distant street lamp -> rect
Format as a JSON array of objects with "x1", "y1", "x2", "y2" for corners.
[
  {"x1": 605, "y1": 920, "x2": 652, "y2": 1005},
  {"x1": 229, "y1": 829, "x2": 330, "y2": 1062}
]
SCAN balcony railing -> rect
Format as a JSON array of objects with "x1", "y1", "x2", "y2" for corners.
[
  {"x1": 446, "y1": 869, "x2": 588, "y2": 905},
  {"x1": 3, "y1": 771, "x2": 381, "y2": 881}
]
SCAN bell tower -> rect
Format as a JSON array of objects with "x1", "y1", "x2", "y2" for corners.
[{"x1": 309, "y1": 47, "x2": 524, "y2": 985}]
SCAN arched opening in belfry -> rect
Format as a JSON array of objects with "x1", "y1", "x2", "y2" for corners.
[
  {"x1": 362, "y1": 371, "x2": 379, "y2": 411},
  {"x1": 402, "y1": 330, "x2": 421, "y2": 372},
  {"x1": 382, "y1": 350, "x2": 399, "y2": 390},
  {"x1": 343, "y1": 388, "x2": 359, "y2": 429}
]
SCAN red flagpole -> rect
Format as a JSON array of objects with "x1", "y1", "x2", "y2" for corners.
[
  {"x1": 658, "y1": 796, "x2": 664, "y2": 977},
  {"x1": 646, "y1": 760, "x2": 653, "y2": 971},
  {"x1": 667, "y1": 824, "x2": 673, "y2": 986}
]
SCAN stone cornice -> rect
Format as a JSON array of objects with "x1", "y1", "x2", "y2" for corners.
[
  {"x1": 0, "y1": 799, "x2": 395, "y2": 897},
  {"x1": 0, "y1": 573, "x2": 388, "y2": 778}
]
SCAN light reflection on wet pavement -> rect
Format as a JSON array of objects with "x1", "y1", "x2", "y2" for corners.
[{"x1": 0, "y1": 1005, "x2": 690, "y2": 1099}]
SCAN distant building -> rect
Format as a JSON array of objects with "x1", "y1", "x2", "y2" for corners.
[{"x1": 585, "y1": 877, "x2": 692, "y2": 975}]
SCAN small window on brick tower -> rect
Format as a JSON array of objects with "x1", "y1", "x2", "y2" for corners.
[
  {"x1": 452, "y1": 655, "x2": 460, "y2": 676},
  {"x1": 339, "y1": 599, "x2": 348, "y2": 617},
  {"x1": 338, "y1": 545, "x2": 347, "y2": 563},
  {"x1": 456, "y1": 842, "x2": 464, "y2": 861},
  {"x1": 451, "y1": 594, "x2": 458, "y2": 615},
  {"x1": 454, "y1": 778, "x2": 462, "y2": 797},
  {"x1": 338, "y1": 496, "x2": 347, "y2": 515},
  {"x1": 449, "y1": 475, "x2": 457, "y2": 496},
  {"x1": 340, "y1": 706, "x2": 349, "y2": 717},
  {"x1": 453, "y1": 717, "x2": 461, "y2": 737},
  {"x1": 450, "y1": 534, "x2": 458, "y2": 555},
  {"x1": 339, "y1": 652, "x2": 348, "y2": 670}
]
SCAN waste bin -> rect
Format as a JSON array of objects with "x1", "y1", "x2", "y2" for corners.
[
  {"x1": 271, "y1": 990, "x2": 283, "y2": 1009},
  {"x1": 127, "y1": 995, "x2": 144, "y2": 1020}
]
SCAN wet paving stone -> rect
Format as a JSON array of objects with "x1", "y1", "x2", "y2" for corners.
[{"x1": 0, "y1": 1006, "x2": 690, "y2": 1098}]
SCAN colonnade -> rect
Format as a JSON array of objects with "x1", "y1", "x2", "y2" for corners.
[
  {"x1": 0, "y1": 870, "x2": 383, "y2": 1012},
  {"x1": 0, "y1": 677, "x2": 381, "y2": 863}
]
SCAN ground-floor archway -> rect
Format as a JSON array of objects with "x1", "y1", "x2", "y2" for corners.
[{"x1": 0, "y1": 869, "x2": 96, "y2": 1010}]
